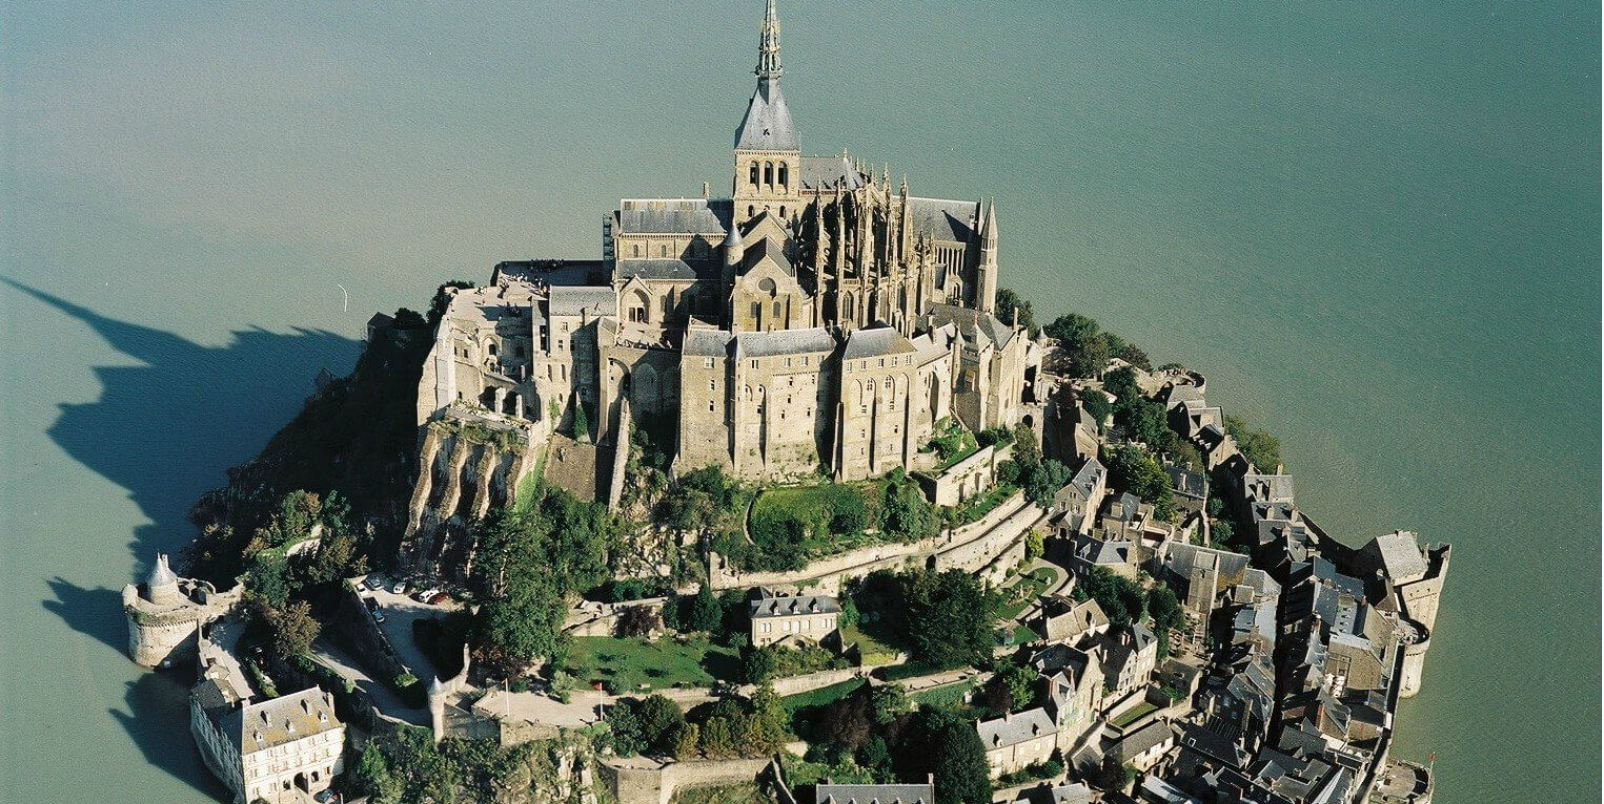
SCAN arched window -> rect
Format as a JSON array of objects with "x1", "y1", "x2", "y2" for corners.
[
  {"x1": 779, "y1": 205, "x2": 786, "y2": 218},
  {"x1": 773, "y1": 300, "x2": 782, "y2": 317},
  {"x1": 659, "y1": 244, "x2": 668, "y2": 257},
  {"x1": 632, "y1": 244, "x2": 641, "y2": 257},
  {"x1": 778, "y1": 163, "x2": 788, "y2": 187},
  {"x1": 748, "y1": 205, "x2": 755, "y2": 217},
  {"x1": 487, "y1": 342, "x2": 497, "y2": 356},
  {"x1": 764, "y1": 162, "x2": 773, "y2": 185},
  {"x1": 749, "y1": 162, "x2": 759, "y2": 185}
]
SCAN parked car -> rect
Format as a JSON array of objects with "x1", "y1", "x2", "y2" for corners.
[
  {"x1": 428, "y1": 592, "x2": 452, "y2": 606},
  {"x1": 365, "y1": 575, "x2": 386, "y2": 591},
  {"x1": 414, "y1": 588, "x2": 441, "y2": 602},
  {"x1": 391, "y1": 579, "x2": 408, "y2": 595},
  {"x1": 372, "y1": 608, "x2": 386, "y2": 624}
]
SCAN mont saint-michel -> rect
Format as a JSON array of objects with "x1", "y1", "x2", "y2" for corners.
[{"x1": 104, "y1": 4, "x2": 1458, "y2": 804}]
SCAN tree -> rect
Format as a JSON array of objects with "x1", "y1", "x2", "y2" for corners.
[
  {"x1": 740, "y1": 645, "x2": 777, "y2": 683},
  {"x1": 896, "y1": 708, "x2": 993, "y2": 804},
  {"x1": 1078, "y1": 389, "x2": 1113, "y2": 430},
  {"x1": 829, "y1": 488, "x2": 870, "y2": 534},
  {"x1": 617, "y1": 605, "x2": 660, "y2": 638},
  {"x1": 1102, "y1": 366, "x2": 1139, "y2": 403},
  {"x1": 246, "y1": 553, "x2": 294, "y2": 608},
  {"x1": 995, "y1": 288, "x2": 1038, "y2": 337},
  {"x1": 1115, "y1": 396, "x2": 1170, "y2": 448},
  {"x1": 1088, "y1": 754, "x2": 1136, "y2": 793},
  {"x1": 1074, "y1": 566, "x2": 1145, "y2": 629},
  {"x1": 905, "y1": 569, "x2": 997, "y2": 668},
  {"x1": 266, "y1": 599, "x2": 320, "y2": 658},
  {"x1": 871, "y1": 683, "x2": 911, "y2": 724},
  {"x1": 1024, "y1": 529, "x2": 1045, "y2": 562},
  {"x1": 1102, "y1": 445, "x2": 1174, "y2": 518},
  {"x1": 839, "y1": 597, "x2": 862, "y2": 630},
  {"x1": 1224, "y1": 414, "x2": 1283, "y2": 472},
  {"x1": 610, "y1": 695, "x2": 686, "y2": 757},
  {"x1": 988, "y1": 659, "x2": 1038, "y2": 712},
  {"x1": 1044, "y1": 313, "x2": 1109, "y2": 378},
  {"x1": 1210, "y1": 519, "x2": 1235, "y2": 549},
  {"x1": 687, "y1": 585, "x2": 723, "y2": 633},
  {"x1": 354, "y1": 742, "x2": 403, "y2": 804},
  {"x1": 815, "y1": 688, "x2": 874, "y2": 750},
  {"x1": 673, "y1": 722, "x2": 701, "y2": 758},
  {"x1": 882, "y1": 482, "x2": 937, "y2": 542},
  {"x1": 1022, "y1": 459, "x2": 1073, "y2": 505}
]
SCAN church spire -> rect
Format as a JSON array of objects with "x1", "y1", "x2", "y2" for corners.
[{"x1": 756, "y1": 0, "x2": 782, "y2": 83}]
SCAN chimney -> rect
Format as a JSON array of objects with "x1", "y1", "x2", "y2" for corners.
[{"x1": 703, "y1": 182, "x2": 710, "y2": 198}]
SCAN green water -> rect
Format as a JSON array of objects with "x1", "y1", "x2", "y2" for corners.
[{"x1": 2, "y1": 1, "x2": 1597, "y2": 801}]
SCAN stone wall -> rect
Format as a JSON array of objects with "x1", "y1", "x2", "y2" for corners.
[
  {"x1": 709, "y1": 492, "x2": 1031, "y2": 595},
  {"x1": 601, "y1": 756, "x2": 772, "y2": 804}
]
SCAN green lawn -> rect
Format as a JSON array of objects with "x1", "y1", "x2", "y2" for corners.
[
  {"x1": 781, "y1": 678, "x2": 867, "y2": 714},
  {"x1": 1111, "y1": 700, "x2": 1159, "y2": 728},
  {"x1": 996, "y1": 567, "x2": 1061, "y2": 620},
  {"x1": 563, "y1": 635, "x2": 739, "y2": 694},
  {"x1": 841, "y1": 624, "x2": 900, "y2": 666},
  {"x1": 908, "y1": 678, "x2": 976, "y2": 708}
]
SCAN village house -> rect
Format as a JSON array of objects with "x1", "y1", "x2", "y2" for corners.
[
  {"x1": 1038, "y1": 596, "x2": 1110, "y2": 646},
  {"x1": 976, "y1": 707, "x2": 1059, "y2": 778},
  {"x1": 748, "y1": 592, "x2": 841, "y2": 647},
  {"x1": 1100, "y1": 623, "x2": 1159, "y2": 701},
  {"x1": 816, "y1": 781, "x2": 935, "y2": 804}
]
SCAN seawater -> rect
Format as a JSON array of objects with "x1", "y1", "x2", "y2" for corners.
[{"x1": 2, "y1": 1, "x2": 1597, "y2": 801}]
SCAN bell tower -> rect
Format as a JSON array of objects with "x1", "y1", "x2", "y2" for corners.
[{"x1": 732, "y1": 0, "x2": 801, "y2": 228}]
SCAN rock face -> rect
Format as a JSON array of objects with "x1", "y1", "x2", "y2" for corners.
[{"x1": 401, "y1": 418, "x2": 540, "y2": 579}]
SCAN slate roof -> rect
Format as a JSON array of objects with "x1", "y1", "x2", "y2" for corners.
[
  {"x1": 749, "y1": 594, "x2": 840, "y2": 619},
  {"x1": 1047, "y1": 783, "x2": 1095, "y2": 804},
  {"x1": 976, "y1": 708, "x2": 1057, "y2": 749},
  {"x1": 1074, "y1": 535, "x2": 1132, "y2": 566},
  {"x1": 925, "y1": 303, "x2": 1015, "y2": 350},
  {"x1": 1063, "y1": 458, "x2": 1105, "y2": 500},
  {"x1": 1369, "y1": 530, "x2": 1428, "y2": 583},
  {"x1": 735, "y1": 83, "x2": 799, "y2": 151},
  {"x1": 735, "y1": 327, "x2": 836, "y2": 358},
  {"x1": 842, "y1": 326, "x2": 916, "y2": 360},
  {"x1": 615, "y1": 258, "x2": 721, "y2": 282},
  {"x1": 816, "y1": 784, "x2": 933, "y2": 804},
  {"x1": 616, "y1": 199, "x2": 732, "y2": 235},
  {"x1": 1166, "y1": 543, "x2": 1251, "y2": 582},
  {"x1": 741, "y1": 237, "x2": 794, "y2": 277},
  {"x1": 548, "y1": 286, "x2": 617, "y2": 317},
  {"x1": 683, "y1": 328, "x2": 736, "y2": 357},
  {"x1": 1167, "y1": 464, "x2": 1207, "y2": 499},
  {"x1": 1110, "y1": 720, "x2": 1175, "y2": 761},
  {"x1": 800, "y1": 155, "x2": 865, "y2": 190},
  {"x1": 906, "y1": 197, "x2": 980, "y2": 243},
  {"x1": 232, "y1": 688, "x2": 340, "y2": 755}
]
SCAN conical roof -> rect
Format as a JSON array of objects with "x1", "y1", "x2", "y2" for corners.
[{"x1": 147, "y1": 553, "x2": 178, "y2": 589}]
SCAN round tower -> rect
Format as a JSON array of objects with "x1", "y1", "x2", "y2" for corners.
[{"x1": 145, "y1": 553, "x2": 182, "y2": 606}]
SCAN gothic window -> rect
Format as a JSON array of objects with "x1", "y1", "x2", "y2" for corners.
[
  {"x1": 778, "y1": 163, "x2": 788, "y2": 187},
  {"x1": 749, "y1": 163, "x2": 759, "y2": 186},
  {"x1": 773, "y1": 300, "x2": 782, "y2": 317},
  {"x1": 764, "y1": 162, "x2": 773, "y2": 185},
  {"x1": 488, "y1": 342, "x2": 497, "y2": 356}
]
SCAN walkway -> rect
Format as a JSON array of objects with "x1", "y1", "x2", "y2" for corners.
[{"x1": 310, "y1": 638, "x2": 430, "y2": 726}]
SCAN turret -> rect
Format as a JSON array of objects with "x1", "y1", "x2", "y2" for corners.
[
  {"x1": 145, "y1": 553, "x2": 182, "y2": 606},
  {"x1": 977, "y1": 198, "x2": 998, "y2": 314}
]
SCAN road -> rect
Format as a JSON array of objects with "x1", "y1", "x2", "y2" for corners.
[{"x1": 310, "y1": 638, "x2": 430, "y2": 726}]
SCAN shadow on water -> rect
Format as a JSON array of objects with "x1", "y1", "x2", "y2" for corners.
[
  {"x1": 110, "y1": 673, "x2": 236, "y2": 800},
  {"x1": 4, "y1": 277, "x2": 360, "y2": 796}
]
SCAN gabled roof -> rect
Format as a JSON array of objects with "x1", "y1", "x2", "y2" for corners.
[
  {"x1": 842, "y1": 326, "x2": 916, "y2": 360},
  {"x1": 615, "y1": 258, "x2": 721, "y2": 282},
  {"x1": 925, "y1": 303, "x2": 1015, "y2": 350},
  {"x1": 1367, "y1": 530, "x2": 1428, "y2": 583},
  {"x1": 749, "y1": 594, "x2": 840, "y2": 618},
  {"x1": 735, "y1": 327, "x2": 836, "y2": 358},
  {"x1": 548, "y1": 286, "x2": 617, "y2": 317},
  {"x1": 905, "y1": 197, "x2": 980, "y2": 243},
  {"x1": 683, "y1": 328, "x2": 735, "y2": 357},
  {"x1": 233, "y1": 688, "x2": 340, "y2": 755},
  {"x1": 816, "y1": 784, "x2": 934, "y2": 804},
  {"x1": 616, "y1": 198, "x2": 732, "y2": 235},
  {"x1": 741, "y1": 237, "x2": 794, "y2": 277},
  {"x1": 800, "y1": 155, "x2": 865, "y2": 190},
  {"x1": 976, "y1": 707, "x2": 1057, "y2": 748}
]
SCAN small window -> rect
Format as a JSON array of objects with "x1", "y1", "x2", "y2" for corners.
[
  {"x1": 778, "y1": 163, "x2": 788, "y2": 187},
  {"x1": 632, "y1": 244, "x2": 640, "y2": 257},
  {"x1": 749, "y1": 163, "x2": 759, "y2": 185},
  {"x1": 780, "y1": 205, "x2": 786, "y2": 218}
]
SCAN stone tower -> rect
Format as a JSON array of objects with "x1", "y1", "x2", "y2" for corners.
[
  {"x1": 976, "y1": 198, "x2": 998, "y2": 313},
  {"x1": 732, "y1": 0, "x2": 801, "y2": 228},
  {"x1": 122, "y1": 552, "x2": 239, "y2": 668}
]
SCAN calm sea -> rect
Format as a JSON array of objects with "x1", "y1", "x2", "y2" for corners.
[{"x1": 2, "y1": 1, "x2": 1597, "y2": 801}]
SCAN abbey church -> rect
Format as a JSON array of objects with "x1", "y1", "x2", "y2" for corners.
[{"x1": 415, "y1": 0, "x2": 1043, "y2": 494}]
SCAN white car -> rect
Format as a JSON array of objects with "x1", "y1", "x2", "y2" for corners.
[
  {"x1": 414, "y1": 588, "x2": 441, "y2": 602},
  {"x1": 390, "y1": 580, "x2": 408, "y2": 595}
]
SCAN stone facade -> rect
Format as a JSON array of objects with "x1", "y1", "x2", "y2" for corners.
[
  {"x1": 748, "y1": 593, "x2": 841, "y2": 647},
  {"x1": 410, "y1": 0, "x2": 1041, "y2": 499}
]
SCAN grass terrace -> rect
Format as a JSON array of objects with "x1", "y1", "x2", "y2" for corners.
[
  {"x1": 781, "y1": 678, "x2": 867, "y2": 715},
  {"x1": 1110, "y1": 700, "x2": 1160, "y2": 728},
  {"x1": 563, "y1": 635, "x2": 739, "y2": 694},
  {"x1": 841, "y1": 623, "x2": 900, "y2": 666},
  {"x1": 996, "y1": 566, "x2": 1061, "y2": 620},
  {"x1": 908, "y1": 677, "x2": 976, "y2": 709}
]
